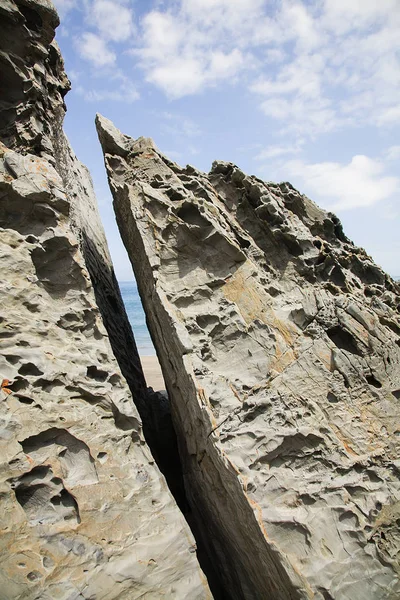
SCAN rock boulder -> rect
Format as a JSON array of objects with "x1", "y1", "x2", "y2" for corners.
[
  {"x1": 0, "y1": 3, "x2": 210, "y2": 598},
  {"x1": 97, "y1": 114, "x2": 400, "y2": 600}
]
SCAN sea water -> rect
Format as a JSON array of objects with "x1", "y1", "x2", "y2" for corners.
[{"x1": 119, "y1": 280, "x2": 156, "y2": 356}]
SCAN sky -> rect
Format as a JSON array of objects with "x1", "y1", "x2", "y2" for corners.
[{"x1": 53, "y1": 0, "x2": 400, "y2": 279}]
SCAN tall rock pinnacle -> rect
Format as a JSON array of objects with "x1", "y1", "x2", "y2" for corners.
[
  {"x1": 97, "y1": 113, "x2": 400, "y2": 600},
  {"x1": 0, "y1": 3, "x2": 210, "y2": 598}
]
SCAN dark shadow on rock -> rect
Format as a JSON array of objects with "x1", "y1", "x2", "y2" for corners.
[
  {"x1": 80, "y1": 230, "x2": 148, "y2": 406},
  {"x1": 80, "y1": 231, "x2": 227, "y2": 599}
]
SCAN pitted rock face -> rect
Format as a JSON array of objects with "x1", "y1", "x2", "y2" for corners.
[
  {"x1": 0, "y1": 2, "x2": 210, "y2": 599},
  {"x1": 0, "y1": 141, "x2": 209, "y2": 599},
  {"x1": 0, "y1": 0, "x2": 68, "y2": 159},
  {"x1": 97, "y1": 113, "x2": 400, "y2": 600}
]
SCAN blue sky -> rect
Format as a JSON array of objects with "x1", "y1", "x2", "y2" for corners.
[{"x1": 54, "y1": 0, "x2": 399, "y2": 279}]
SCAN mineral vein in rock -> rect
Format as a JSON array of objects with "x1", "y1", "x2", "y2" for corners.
[{"x1": 97, "y1": 113, "x2": 400, "y2": 600}]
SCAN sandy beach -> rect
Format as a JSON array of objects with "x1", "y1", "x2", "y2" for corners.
[{"x1": 140, "y1": 355, "x2": 166, "y2": 391}]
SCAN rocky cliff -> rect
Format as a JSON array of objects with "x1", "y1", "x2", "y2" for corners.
[
  {"x1": 97, "y1": 114, "x2": 400, "y2": 600},
  {"x1": 0, "y1": 2, "x2": 209, "y2": 598}
]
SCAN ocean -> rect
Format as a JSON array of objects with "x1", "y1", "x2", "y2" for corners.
[{"x1": 119, "y1": 281, "x2": 156, "y2": 356}]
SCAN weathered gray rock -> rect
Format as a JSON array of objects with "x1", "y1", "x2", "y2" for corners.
[
  {"x1": 97, "y1": 114, "x2": 400, "y2": 600},
  {"x1": 0, "y1": 3, "x2": 210, "y2": 599}
]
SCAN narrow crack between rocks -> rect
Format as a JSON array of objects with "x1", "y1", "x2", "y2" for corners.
[
  {"x1": 51, "y1": 132, "x2": 228, "y2": 597},
  {"x1": 70, "y1": 230, "x2": 228, "y2": 598}
]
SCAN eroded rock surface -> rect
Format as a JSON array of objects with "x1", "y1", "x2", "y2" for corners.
[
  {"x1": 97, "y1": 114, "x2": 400, "y2": 600},
  {"x1": 0, "y1": 3, "x2": 209, "y2": 599}
]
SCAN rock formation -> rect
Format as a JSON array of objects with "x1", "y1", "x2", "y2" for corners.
[
  {"x1": 97, "y1": 114, "x2": 400, "y2": 600},
  {"x1": 0, "y1": 2, "x2": 210, "y2": 598}
]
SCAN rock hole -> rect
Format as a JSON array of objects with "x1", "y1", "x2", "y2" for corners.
[
  {"x1": 330, "y1": 265, "x2": 346, "y2": 288},
  {"x1": 22, "y1": 300, "x2": 40, "y2": 313},
  {"x1": 33, "y1": 378, "x2": 64, "y2": 393},
  {"x1": 21, "y1": 428, "x2": 98, "y2": 487},
  {"x1": 97, "y1": 452, "x2": 108, "y2": 463},
  {"x1": 149, "y1": 178, "x2": 163, "y2": 189},
  {"x1": 366, "y1": 374, "x2": 382, "y2": 389},
  {"x1": 11, "y1": 464, "x2": 80, "y2": 526},
  {"x1": 15, "y1": 482, "x2": 48, "y2": 508},
  {"x1": 327, "y1": 326, "x2": 363, "y2": 356},
  {"x1": 19, "y1": 6, "x2": 43, "y2": 32},
  {"x1": 300, "y1": 494, "x2": 316, "y2": 505},
  {"x1": 18, "y1": 363, "x2": 44, "y2": 376},
  {"x1": 364, "y1": 286, "x2": 375, "y2": 298},
  {"x1": 315, "y1": 254, "x2": 326, "y2": 266},
  {"x1": 5, "y1": 355, "x2": 20, "y2": 365},
  {"x1": 108, "y1": 373, "x2": 121, "y2": 385},
  {"x1": 42, "y1": 556, "x2": 54, "y2": 569},
  {"x1": 392, "y1": 390, "x2": 400, "y2": 399},
  {"x1": 15, "y1": 395, "x2": 34, "y2": 405},
  {"x1": 278, "y1": 231, "x2": 303, "y2": 256},
  {"x1": 86, "y1": 365, "x2": 108, "y2": 382},
  {"x1": 0, "y1": 331, "x2": 16, "y2": 339},
  {"x1": 17, "y1": 340, "x2": 30, "y2": 347},
  {"x1": 26, "y1": 571, "x2": 42, "y2": 582},
  {"x1": 165, "y1": 188, "x2": 185, "y2": 202},
  {"x1": 366, "y1": 470, "x2": 382, "y2": 483},
  {"x1": 338, "y1": 510, "x2": 358, "y2": 524},
  {"x1": 327, "y1": 392, "x2": 339, "y2": 403},
  {"x1": 177, "y1": 203, "x2": 211, "y2": 227},
  {"x1": 327, "y1": 213, "x2": 348, "y2": 243},
  {"x1": 25, "y1": 235, "x2": 38, "y2": 244},
  {"x1": 236, "y1": 234, "x2": 251, "y2": 249},
  {"x1": 31, "y1": 237, "x2": 84, "y2": 295},
  {"x1": 196, "y1": 314, "x2": 220, "y2": 331}
]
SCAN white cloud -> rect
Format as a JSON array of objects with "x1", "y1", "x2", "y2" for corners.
[
  {"x1": 133, "y1": 1, "x2": 262, "y2": 98},
  {"x1": 76, "y1": 84, "x2": 138, "y2": 103},
  {"x1": 256, "y1": 141, "x2": 304, "y2": 161},
  {"x1": 264, "y1": 48, "x2": 286, "y2": 64},
  {"x1": 149, "y1": 57, "x2": 206, "y2": 97},
  {"x1": 252, "y1": 2, "x2": 400, "y2": 134},
  {"x1": 76, "y1": 70, "x2": 138, "y2": 102},
  {"x1": 377, "y1": 105, "x2": 400, "y2": 125},
  {"x1": 161, "y1": 112, "x2": 201, "y2": 138},
  {"x1": 279, "y1": 1, "x2": 321, "y2": 50},
  {"x1": 68, "y1": 0, "x2": 400, "y2": 141},
  {"x1": 76, "y1": 32, "x2": 116, "y2": 67},
  {"x1": 131, "y1": 0, "x2": 400, "y2": 137},
  {"x1": 91, "y1": 0, "x2": 134, "y2": 42},
  {"x1": 52, "y1": 0, "x2": 77, "y2": 17},
  {"x1": 322, "y1": 0, "x2": 398, "y2": 34},
  {"x1": 181, "y1": 0, "x2": 266, "y2": 36},
  {"x1": 284, "y1": 155, "x2": 399, "y2": 210},
  {"x1": 209, "y1": 49, "x2": 245, "y2": 79},
  {"x1": 386, "y1": 146, "x2": 400, "y2": 162}
]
